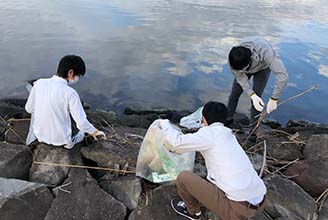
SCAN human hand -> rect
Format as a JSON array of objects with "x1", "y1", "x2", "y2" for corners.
[
  {"x1": 92, "y1": 130, "x2": 107, "y2": 141},
  {"x1": 266, "y1": 97, "x2": 278, "y2": 114},
  {"x1": 250, "y1": 93, "x2": 264, "y2": 112}
]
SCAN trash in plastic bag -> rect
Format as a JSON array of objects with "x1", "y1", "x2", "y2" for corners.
[
  {"x1": 136, "y1": 119, "x2": 195, "y2": 183},
  {"x1": 179, "y1": 107, "x2": 204, "y2": 129}
]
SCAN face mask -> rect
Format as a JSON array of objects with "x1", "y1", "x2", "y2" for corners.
[{"x1": 68, "y1": 76, "x2": 79, "y2": 85}]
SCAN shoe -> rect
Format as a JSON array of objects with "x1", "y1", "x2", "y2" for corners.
[{"x1": 171, "y1": 198, "x2": 201, "y2": 220}]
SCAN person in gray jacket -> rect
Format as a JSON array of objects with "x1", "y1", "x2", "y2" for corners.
[{"x1": 226, "y1": 37, "x2": 288, "y2": 131}]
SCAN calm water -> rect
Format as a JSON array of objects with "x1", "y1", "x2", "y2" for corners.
[{"x1": 0, "y1": 0, "x2": 327, "y2": 123}]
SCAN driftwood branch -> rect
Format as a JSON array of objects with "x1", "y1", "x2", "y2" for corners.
[
  {"x1": 259, "y1": 140, "x2": 267, "y2": 177},
  {"x1": 33, "y1": 161, "x2": 136, "y2": 174}
]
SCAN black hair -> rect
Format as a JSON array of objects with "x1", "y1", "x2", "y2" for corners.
[
  {"x1": 228, "y1": 46, "x2": 252, "y2": 70},
  {"x1": 202, "y1": 101, "x2": 227, "y2": 125},
  {"x1": 57, "y1": 55, "x2": 86, "y2": 78}
]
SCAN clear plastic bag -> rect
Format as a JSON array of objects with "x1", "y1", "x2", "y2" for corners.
[
  {"x1": 136, "y1": 120, "x2": 195, "y2": 183},
  {"x1": 179, "y1": 107, "x2": 204, "y2": 129}
]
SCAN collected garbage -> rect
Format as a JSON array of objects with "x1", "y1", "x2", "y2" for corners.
[{"x1": 136, "y1": 119, "x2": 195, "y2": 183}]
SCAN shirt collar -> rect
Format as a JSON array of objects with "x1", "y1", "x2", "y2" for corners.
[
  {"x1": 52, "y1": 75, "x2": 68, "y2": 85},
  {"x1": 209, "y1": 122, "x2": 224, "y2": 127}
]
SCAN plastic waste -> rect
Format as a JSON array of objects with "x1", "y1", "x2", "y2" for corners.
[
  {"x1": 136, "y1": 119, "x2": 195, "y2": 183},
  {"x1": 179, "y1": 107, "x2": 204, "y2": 129}
]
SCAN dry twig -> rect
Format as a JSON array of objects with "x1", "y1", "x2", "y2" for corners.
[{"x1": 243, "y1": 84, "x2": 320, "y2": 146}]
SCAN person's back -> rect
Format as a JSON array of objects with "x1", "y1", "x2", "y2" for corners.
[
  {"x1": 197, "y1": 123, "x2": 265, "y2": 202},
  {"x1": 160, "y1": 101, "x2": 267, "y2": 220},
  {"x1": 31, "y1": 76, "x2": 79, "y2": 145},
  {"x1": 25, "y1": 55, "x2": 106, "y2": 148}
]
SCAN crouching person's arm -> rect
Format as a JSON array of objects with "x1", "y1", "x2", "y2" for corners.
[
  {"x1": 69, "y1": 90, "x2": 106, "y2": 140},
  {"x1": 159, "y1": 119, "x2": 210, "y2": 154}
]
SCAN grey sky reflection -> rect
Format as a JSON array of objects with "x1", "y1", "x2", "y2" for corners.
[{"x1": 0, "y1": 0, "x2": 327, "y2": 122}]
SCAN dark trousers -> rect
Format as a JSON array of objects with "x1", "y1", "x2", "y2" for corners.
[{"x1": 227, "y1": 68, "x2": 271, "y2": 127}]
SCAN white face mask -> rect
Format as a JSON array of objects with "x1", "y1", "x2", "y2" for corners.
[{"x1": 68, "y1": 76, "x2": 80, "y2": 85}]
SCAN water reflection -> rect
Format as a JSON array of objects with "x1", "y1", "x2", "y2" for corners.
[{"x1": 0, "y1": 0, "x2": 327, "y2": 123}]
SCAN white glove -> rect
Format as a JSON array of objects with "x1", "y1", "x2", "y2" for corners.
[
  {"x1": 64, "y1": 131, "x2": 85, "y2": 149},
  {"x1": 92, "y1": 130, "x2": 107, "y2": 141},
  {"x1": 266, "y1": 98, "x2": 278, "y2": 114},
  {"x1": 250, "y1": 93, "x2": 264, "y2": 112}
]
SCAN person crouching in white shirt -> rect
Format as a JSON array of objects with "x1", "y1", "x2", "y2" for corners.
[
  {"x1": 25, "y1": 55, "x2": 106, "y2": 149},
  {"x1": 159, "y1": 101, "x2": 266, "y2": 220}
]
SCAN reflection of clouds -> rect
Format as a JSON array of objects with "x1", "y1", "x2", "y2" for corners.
[
  {"x1": 318, "y1": 65, "x2": 328, "y2": 78},
  {"x1": 0, "y1": 0, "x2": 328, "y2": 118},
  {"x1": 287, "y1": 82, "x2": 297, "y2": 88}
]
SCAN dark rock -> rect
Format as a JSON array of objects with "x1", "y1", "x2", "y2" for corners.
[
  {"x1": 129, "y1": 185, "x2": 185, "y2": 220},
  {"x1": 0, "y1": 177, "x2": 53, "y2": 220},
  {"x1": 5, "y1": 118, "x2": 30, "y2": 145},
  {"x1": 262, "y1": 119, "x2": 282, "y2": 129},
  {"x1": 29, "y1": 143, "x2": 71, "y2": 186},
  {"x1": 261, "y1": 131, "x2": 303, "y2": 161},
  {"x1": 319, "y1": 199, "x2": 328, "y2": 220},
  {"x1": 264, "y1": 176, "x2": 317, "y2": 220},
  {"x1": 119, "y1": 114, "x2": 159, "y2": 128},
  {"x1": 0, "y1": 98, "x2": 27, "y2": 108},
  {"x1": 124, "y1": 108, "x2": 191, "y2": 122},
  {"x1": 86, "y1": 109, "x2": 117, "y2": 126},
  {"x1": 233, "y1": 113, "x2": 250, "y2": 125},
  {"x1": 194, "y1": 162, "x2": 207, "y2": 178},
  {"x1": 284, "y1": 134, "x2": 328, "y2": 197},
  {"x1": 284, "y1": 160, "x2": 328, "y2": 197},
  {"x1": 0, "y1": 142, "x2": 32, "y2": 179},
  {"x1": 0, "y1": 102, "x2": 27, "y2": 120},
  {"x1": 99, "y1": 175, "x2": 142, "y2": 210},
  {"x1": 0, "y1": 120, "x2": 6, "y2": 139},
  {"x1": 286, "y1": 120, "x2": 328, "y2": 129},
  {"x1": 81, "y1": 140, "x2": 139, "y2": 169},
  {"x1": 45, "y1": 168, "x2": 126, "y2": 220},
  {"x1": 303, "y1": 134, "x2": 328, "y2": 162},
  {"x1": 282, "y1": 121, "x2": 328, "y2": 140},
  {"x1": 249, "y1": 211, "x2": 272, "y2": 220}
]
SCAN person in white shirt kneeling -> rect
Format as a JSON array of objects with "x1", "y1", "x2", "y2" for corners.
[
  {"x1": 25, "y1": 55, "x2": 106, "y2": 149},
  {"x1": 159, "y1": 101, "x2": 266, "y2": 220}
]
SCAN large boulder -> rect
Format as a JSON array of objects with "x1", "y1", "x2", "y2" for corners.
[
  {"x1": 250, "y1": 211, "x2": 272, "y2": 220},
  {"x1": 319, "y1": 199, "x2": 328, "y2": 220},
  {"x1": 5, "y1": 118, "x2": 30, "y2": 145},
  {"x1": 0, "y1": 102, "x2": 27, "y2": 120},
  {"x1": 0, "y1": 142, "x2": 32, "y2": 179},
  {"x1": 81, "y1": 140, "x2": 139, "y2": 169},
  {"x1": 129, "y1": 185, "x2": 185, "y2": 220},
  {"x1": 0, "y1": 177, "x2": 53, "y2": 220},
  {"x1": 303, "y1": 134, "x2": 328, "y2": 162},
  {"x1": 264, "y1": 176, "x2": 317, "y2": 220},
  {"x1": 44, "y1": 168, "x2": 126, "y2": 220},
  {"x1": 86, "y1": 109, "x2": 117, "y2": 127},
  {"x1": 285, "y1": 134, "x2": 328, "y2": 197},
  {"x1": 262, "y1": 131, "x2": 303, "y2": 161},
  {"x1": 119, "y1": 114, "x2": 159, "y2": 128},
  {"x1": 284, "y1": 160, "x2": 328, "y2": 197},
  {"x1": 99, "y1": 175, "x2": 142, "y2": 210},
  {"x1": 29, "y1": 143, "x2": 71, "y2": 186}
]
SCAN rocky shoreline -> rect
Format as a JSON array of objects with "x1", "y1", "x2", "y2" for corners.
[{"x1": 0, "y1": 99, "x2": 327, "y2": 220}]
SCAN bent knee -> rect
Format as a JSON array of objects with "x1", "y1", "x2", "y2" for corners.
[{"x1": 177, "y1": 171, "x2": 194, "y2": 183}]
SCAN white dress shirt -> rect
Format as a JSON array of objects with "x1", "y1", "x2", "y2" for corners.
[
  {"x1": 25, "y1": 75, "x2": 97, "y2": 146},
  {"x1": 161, "y1": 120, "x2": 266, "y2": 204}
]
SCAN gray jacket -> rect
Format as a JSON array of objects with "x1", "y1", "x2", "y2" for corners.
[{"x1": 230, "y1": 37, "x2": 288, "y2": 99}]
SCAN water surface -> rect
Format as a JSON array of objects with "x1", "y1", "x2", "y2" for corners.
[{"x1": 0, "y1": 0, "x2": 327, "y2": 123}]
